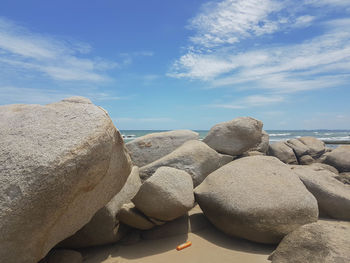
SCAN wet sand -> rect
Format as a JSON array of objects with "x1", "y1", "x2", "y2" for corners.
[{"x1": 81, "y1": 224, "x2": 275, "y2": 263}]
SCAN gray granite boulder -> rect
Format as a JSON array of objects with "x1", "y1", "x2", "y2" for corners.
[
  {"x1": 0, "y1": 97, "x2": 132, "y2": 263},
  {"x1": 126, "y1": 130, "x2": 199, "y2": 167},
  {"x1": 118, "y1": 203, "x2": 155, "y2": 230},
  {"x1": 308, "y1": 163, "x2": 338, "y2": 174},
  {"x1": 133, "y1": 167, "x2": 194, "y2": 221},
  {"x1": 268, "y1": 141, "x2": 298, "y2": 164},
  {"x1": 269, "y1": 221, "x2": 350, "y2": 263},
  {"x1": 203, "y1": 117, "x2": 263, "y2": 156},
  {"x1": 195, "y1": 156, "x2": 318, "y2": 244},
  {"x1": 60, "y1": 166, "x2": 141, "y2": 248},
  {"x1": 298, "y1": 137, "x2": 325, "y2": 159},
  {"x1": 336, "y1": 173, "x2": 350, "y2": 185},
  {"x1": 286, "y1": 138, "x2": 309, "y2": 158},
  {"x1": 139, "y1": 140, "x2": 233, "y2": 186},
  {"x1": 291, "y1": 165, "x2": 350, "y2": 220},
  {"x1": 324, "y1": 146, "x2": 350, "y2": 172}
]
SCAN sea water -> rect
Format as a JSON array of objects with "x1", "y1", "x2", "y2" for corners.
[{"x1": 120, "y1": 129, "x2": 350, "y2": 148}]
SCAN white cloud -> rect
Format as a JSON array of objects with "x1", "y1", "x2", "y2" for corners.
[
  {"x1": 189, "y1": 0, "x2": 283, "y2": 48},
  {"x1": 209, "y1": 94, "x2": 284, "y2": 109},
  {"x1": 0, "y1": 17, "x2": 117, "y2": 82}
]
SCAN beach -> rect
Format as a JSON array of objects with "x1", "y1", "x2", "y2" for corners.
[{"x1": 81, "y1": 224, "x2": 274, "y2": 263}]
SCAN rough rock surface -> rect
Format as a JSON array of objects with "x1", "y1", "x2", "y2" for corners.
[
  {"x1": 250, "y1": 130, "x2": 269, "y2": 154},
  {"x1": 269, "y1": 221, "x2": 350, "y2": 263},
  {"x1": 336, "y1": 173, "x2": 350, "y2": 185},
  {"x1": 308, "y1": 163, "x2": 338, "y2": 175},
  {"x1": 133, "y1": 167, "x2": 195, "y2": 221},
  {"x1": 299, "y1": 155, "x2": 314, "y2": 165},
  {"x1": 126, "y1": 130, "x2": 199, "y2": 167},
  {"x1": 118, "y1": 203, "x2": 155, "y2": 230},
  {"x1": 298, "y1": 137, "x2": 325, "y2": 158},
  {"x1": 139, "y1": 140, "x2": 233, "y2": 186},
  {"x1": 203, "y1": 117, "x2": 263, "y2": 156},
  {"x1": 60, "y1": 166, "x2": 141, "y2": 248},
  {"x1": 291, "y1": 166, "x2": 350, "y2": 220},
  {"x1": 40, "y1": 249, "x2": 82, "y2": 263},
  {"x1": 268, "y1": 141, "x2": 298, "y2": 164},
  {"x1": 141, "y1": 205, "x2": 210, "y2": 240},
  {"x1": 195, "y1": 156, "x2": 318, "y2": 244},
  {"x1": 286, "y1": 139, "x2": 309, "y2": 158},
  {"x1": 0, "y1": 97, "x2": 132, "y2": 263},
  {"x1": 324, "y1": 146, "x2": 350, "y2": 172}
]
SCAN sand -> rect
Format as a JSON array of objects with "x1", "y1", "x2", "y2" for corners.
[{"x1": 81, "y1": 224, "x2": 275, "y2": 263}]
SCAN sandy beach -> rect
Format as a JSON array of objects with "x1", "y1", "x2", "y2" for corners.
[{"x1": 81, "y1": 224, "x2": 275, "y2": 263}]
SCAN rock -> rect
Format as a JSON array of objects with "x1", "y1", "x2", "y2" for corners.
[
  {"x1": 298, "y1": 137, "x2": 325, "y2": 159},
  {"x1": 268, "y1": 141, "x2": 298, "y2": 164},
  {"x1": 141, "y1": 205, "x2": 210, "y2": 240},
  {"x1": 286, "y1": 138, "x2": 309, "y2": 158},
  {"x1": 0, "y1": 97, "x2": 132, "y2": 263},
  {"x1": 203, "y1": 117, "x2": 263, "y2": 156},
  {"x1": 133, "y1": 167, "x2": 195, "y2": 221},
  {"x1": 291, "y1": 166, "x2": 350, "y2": 220},
  {"x1": 60, "y1": 166, "x2": 141, "y2": 248},
  {"x1": 40, "y1": 249, "x2": 82, "y2": 263},
  {"x1": 308, "y1": 163, "x2": 338, "y2": 175},
  {"x1": 118, "y1": 203, "x2": 155, "y2": 230},
  {"x1": 251, "y1": 130, "x2": 269, "y2": 154},
  {"x1": 126, "y1": 130, "x2": 199, "y2": 167},
  {"x1": 241, "y1": 150, "x2": 264, "y2": 157},
  {"x1": 269, "y1": 221, "x2": 350, "y2": 263},
  {"x1": 195, "y1": 156, "x2": 318, "y2": 244},
  {"x1": 335, "y1": 173, "x2": 350, "y2": 185},
  {"x1": 139, "y1": 140, "x2": 232, "y2": 186},
  {"x1": 324, "y1": 146, "x2": 350, "y2": 172},
  {"x1": 299, "y1": 155, "x2": 314, "y2": 165}
]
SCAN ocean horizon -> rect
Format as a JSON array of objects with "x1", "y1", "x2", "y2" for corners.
[{"x1": 120, "y1": 129, "x2": 350, "y2": 148}]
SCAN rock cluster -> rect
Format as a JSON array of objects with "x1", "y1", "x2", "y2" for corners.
[{"x1": 1, "y1": 105, "x2": 349, "y2": 263}]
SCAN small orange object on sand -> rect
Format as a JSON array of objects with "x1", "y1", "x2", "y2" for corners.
[{"x1": 176, "y1": 241, "x2": 192, "y2": 251}]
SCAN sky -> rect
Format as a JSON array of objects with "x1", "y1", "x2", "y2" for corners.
[{"x1": 0, "y1": 0, "x2": 350, "y2": 130}]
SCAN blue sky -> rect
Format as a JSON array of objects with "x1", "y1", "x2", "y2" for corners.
[{"x1": 0, "y1": 0, "x2": 350, "y2": 130}]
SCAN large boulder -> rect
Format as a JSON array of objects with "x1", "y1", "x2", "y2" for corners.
[
  {"x1": 60, "y1": 166, "x2": 141, "y2": 248},
  {"x1": 141, "y1": 205, "x2": 210, "y2": 240},
  {"x1": 126, "y1": 130, "x2": 199, "y2": 167},
  {"x1": 268, "y1": 141, "x2": 298, "y2": 164},
  {"x1": 291, "y1": 166, "x2": 350, "y2": 220},
  {"x1": 118, "y1": 203, "x2": 155, "y2": 230},
  {"x1": 252, "y1": 130, "x2": 270, "y2": 154},
  {"x1": 195, "y1": 156, "x2": 318, "y2": 244},
  {"x1": 285, "y1": 138, "x2": 309, "y2": 158},
  {"x1": 269, "y1": 221, "x2": 350, "y2": 263},
  {"x1": 0, "y1": 97, "x2": 132, "y2": 263},
  {"x1": 139, "y1": 140, "x2": 233, "y2": 186},
  {"x1": 298, "y1": 137, "x2": 325, "y2": 159},
  {"x1": 133, "y1": 167, "x2": 194, "y2": 221},
  {"x1": 203, "y1": 117, "x2": 263, "y2": 156},
  {"x1": 324, "y1": 146, "x2": 350, "y2": 172}
]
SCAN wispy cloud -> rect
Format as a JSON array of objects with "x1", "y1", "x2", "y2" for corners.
[
  {"x1": 169, "y1": 0, "x2": 350, "y2": 108},
  {"x1": 209, "y1": 94, "x2": 284, "y2": 109},
  {"x1": 0, "y1": 17, "x2": 117, "y2": 82}
]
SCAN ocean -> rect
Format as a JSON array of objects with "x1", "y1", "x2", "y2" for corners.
[{"x1": 120, "y1": 130, "x2": 350, "y2": 148}]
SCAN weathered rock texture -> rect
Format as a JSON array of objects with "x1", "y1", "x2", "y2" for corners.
[
  {"x1": 0, "y1": 97, "x2": 132, "y2": 263},
  {"x1": 324, "y1": 145, "x2": 350, "y2": 172},
  {"x1": 139, "y1": 140, "x2": 232, "y2": 186},
  {"x1": 118, "y1": 203, "x2": 155, "y2": 230},
  {"x1": 126, "y1": 130, "x2": 199, "y2": 167},
  {"x1": 60, "y1": 166, "x2": 141, "y2": 248},
  {"x1": 203, "y1": 117, "x2": 263, "y2": 156},
  {"x1": 133, "y1": 167, "x2": 195, "y2": 221},
  {"x1": 195, "y1": 156, "x2": 318, "y2": 244},
  {"x1": 269, "y1": 221, "x2": 350, "y2": 263},
  {"x1": 40, "y1": 249, "x2": 82, "y2": 263},
  {"x1": 269, "y1": 137, "x2": 326, "y2": 165},
  {"x1": 268, "y1": 141, "x2": 298, "y2": 164},
  {"x1": 291, "y1": 165, "x2": 350, "y2": 220}
]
